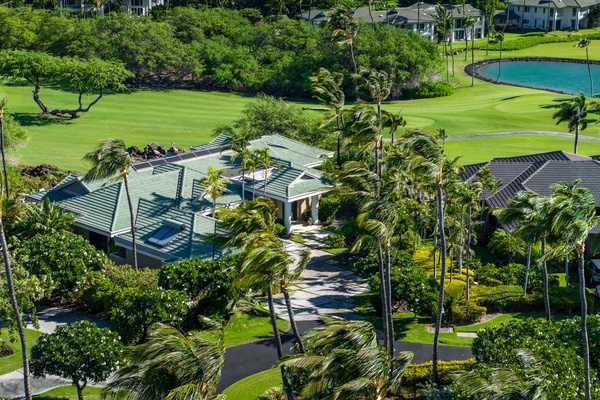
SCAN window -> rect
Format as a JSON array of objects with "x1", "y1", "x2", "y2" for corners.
[
  {"x1": 534, "y1": 7, "x2": 537, "y2": 12},
  {"x1": 517, "y1": 5, "x2": 520, "y2": 11},
  {"x1": 524, "y1": 6, "x2": 530, "y2": 12},
  {"x1": 543, "y1": 8, "x2": 546, "y2": 13},
  {"x1": 572, "y1": 8, "x2": 577, "y2": 16},
  {"x1": 418, "y1": 23, "x2": 425, "y2": 30},
  {"x1": 523, "y1": 19, "x2": 529, "y2": 24}
]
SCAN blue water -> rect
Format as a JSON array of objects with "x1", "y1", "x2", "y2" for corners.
[{"x1": 477, "y1": 60, "x2": 600, "y2": 95}]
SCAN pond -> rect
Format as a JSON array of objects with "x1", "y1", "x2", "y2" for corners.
[{"x1": 476, "y1": 60, "x2": 600, "y2": 96}]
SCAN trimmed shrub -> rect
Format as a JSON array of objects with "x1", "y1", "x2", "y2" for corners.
[
  {"x1": 485, "y1": 35, "x2": 572, "y2": 51},
  {"x1": 451, "y1": 300, "x2": 487, "y2": 324},
  {"x1": 474, "y1": 262, "x2": 525, "y2": 286},
  {"x1": 326, "y1": 233, "x2": 346, "y2": 248},
  {"x1": 319, "y1": 196, "x2": 341, "y2": 222},
  {"x1": 402, "y1": 359, "x2": 477, "y2": 390},
  {"x1": 405, "y1": 82, "x2": 454, "y2": 99}
]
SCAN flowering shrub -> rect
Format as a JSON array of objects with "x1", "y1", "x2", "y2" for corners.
[
  {"x1": 31, "y1": 321, "x2": 123, "y2": 398},
  {"x1": 110, "y1": 288, "x2": 189, "y2": 344},
  {"x1": 17, "y1": 232, "x2": 109, "y2": 293}
]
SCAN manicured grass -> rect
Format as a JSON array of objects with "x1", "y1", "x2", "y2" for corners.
[
  {"x1": 193, "y1": 306, "x2": 289, "y2": 348},
  {"x1": 4, "y1": 30, "x2": 600, "y2": 170},
  {"x1": 222, "y1": 368, "x2": 282, "y2": 400},
  {"x1": 33, "y1": 386, "x2": 103, "y2": 399},
  {"x1": 320, "y1": 246, "x2": 349, "y2": 255},
  {"x1": 0, "y1": 329, "x2": 44, "y2": 375},
  {"x1": 288, "y1": 233, "x2": 305, "y2": 244}
]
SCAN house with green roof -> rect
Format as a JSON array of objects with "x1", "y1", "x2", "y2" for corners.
[{"x1": 27, "y1": 134, "x2": 334, "y2": 268}]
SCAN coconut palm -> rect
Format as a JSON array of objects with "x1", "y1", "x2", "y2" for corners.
[
  {"x1": 553, "y1": 93, "x2": 588, "y2": 154},
  {"x1": 403, "y1": 128, "x2": 452, "y2": 383},
  {"x1": 381, "y1": 110, "x2": 406, "y2": 145},
  {"x1": 223, "y1": 130, "x2": 253, "y2": 202},
  {"x1": 463, "y1": 15, "x2": 475, "y2": 62},
  {"x1": 0, "y1": 97, "x2": 9, "y2": 200},
  {"x1": 0, "y1": 196, "x2": 32, "y2": 399},
  {"x1": 434, "y1": 4, "x2": 452, "y2": 82},
  {"x1": 83, "y1": 139, "x2": 138, "y2": 268},
  {"x1": 575, "y1": 38, "x2": 593, "y2": 97},
  {"x1": 495, "y1": 31, "x2": 505, "y2": 83},
  {"x1": 327, "y1": 7, "x2": 359, "y2": 75},
  {"x1": 281, "y1": 317, "x2": 414, "y2": 399},
  {"x1": 495, "y1": 191, "x2": 553, "y2": 320},
  {"x1": 489, "y1": 229, "x2": 526, "y2": 263},
  {"x1": 252, "y1": 147, "x2": 280, "y2": 197},
  {"x1": 547, "y1": 180, "x2": 598, "y2": 400},
  {"x1": 201, "y1": 164, "x2": 230, "y2": 259},
  {"x1": 310, "y1": 68, "x2": 346, "y2": 166},
  {"x1": 463, "y1": 181, "x2": 482, "y2": 300},
  {"x1": 103, "y1": 324, "x2": 225, "y2": 400},
  {"x1": 453, "y1": 349, "x2": 549, "y2": 399}
]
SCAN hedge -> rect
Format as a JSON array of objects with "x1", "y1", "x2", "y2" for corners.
[{"x1": 401, "y1": 358, "x2": 477, "y2": 392}]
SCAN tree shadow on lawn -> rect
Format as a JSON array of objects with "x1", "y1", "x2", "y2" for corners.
[{"x1": 13, "y1": 113, "x2": 73, "y2": 127}]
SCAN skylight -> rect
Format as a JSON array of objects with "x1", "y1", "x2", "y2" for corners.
[{"x1": 148, "y1": 219, "x2": 186, "y2": 247}]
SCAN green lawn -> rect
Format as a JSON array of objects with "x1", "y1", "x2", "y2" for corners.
[
  {"x1": 193, "y1": 306, "x2": 289, "y2": 348},
  {"x1": 0, "y1": 329, "x2": 44, "y2": 375},
  {"x1": 33, "y1": 386, "x2": 103, "y2": 399},
  {"x1": 222, "y1": 368, "x2": 282, "y2": 400},
  {"x1": 3, "y1": 30, "x2": 600, "y2": 170}
]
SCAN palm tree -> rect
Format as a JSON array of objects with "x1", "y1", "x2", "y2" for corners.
[
  {"x1": 327, "y1": 7, "x2": 359, "y2": 76},
  {"x1": 201, "y1": 164, "x2": 230, "y2": 259},
  {"x1": 223, "y1": 130, "x2": 253, "y2": 202},
  {"x1": 496, "y1": 191, "x2": 553, "y2": 320},
  {"x1": 495, "y1": 31, "x2": 505, "y2": 83},
  {"x1": 252, "y1": 147, "x2": 280, "y2": 197},
  {"x1": 381, "y1": 110, "x2": 406, "y2": 145},
  {"x1": 575, "y1": 38, "x2": 594, "y2": 97},
  {"x1": 463, "y1": 181, "x2": 482, "y2": 300},
  {"x1": 310, "y1": 68, "x2": 346, "y2": 165},
  {"x1": 469, "y1": 16, "x2": 476, "y2": 87},
  {"x1": 453, "y1": 349, "x2": 549, "y2": 399},
  {"x1": 0, "y1": 97, "x2": 10, "y2": 200},
  {"x1": 83, "y1": 139, "x2": 138, "y2": 268},
  {"x1": 434, "y1": 4, "x2": 452, "y2": 83},
  {"x1": 281, "y1": 317, "x2": 414, "y2": 399},
  {"x1": 488, "y1": 229, "x2": 526, "y2": 263},
  {"x1": 103, "y1": 324, "x2": 225, "y2": 400},
  {"x1": 547, "y1": 180, "x2": 598, "y2": 400},
  {"x1": 403, "y1": 128, "x2": 452, "y2": 383},
  {"x1": 0, "y1": 194, "x2": 32, "y2": 399},
  {"x1": 553, "y1": 93, "x2": 588, "y2": 154}
]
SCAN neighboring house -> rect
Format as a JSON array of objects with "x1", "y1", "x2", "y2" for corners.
[
  {"x1": 26, "y1": 134, "x2": 334, "y2": 268},
  {"x1": 296, "y1": 9, "x2": 328, "y2": 25},
  {"x1": 56, "y1": 0, "x2": 164, "y2": 16},
  {"x1": 507, "y1": 0, "x2": 600, "y2": 30},
  {"x1": 350, "y1": 3, "x2": 485, "y2": 41},
  {"x1": 462, "y1": 150, "x2": 600, "y2": 253}
]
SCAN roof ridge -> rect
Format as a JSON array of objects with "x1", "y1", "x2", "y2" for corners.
[
  {"x1": 110, "y1": 182, "x2": 125, "y2": 232},
  {"x1": 520, "y1": 160, "x2": 550, "y2": 188}
]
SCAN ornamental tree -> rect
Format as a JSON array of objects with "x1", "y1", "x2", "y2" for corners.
[{"x1": 30, "y1": 321, "x2": 123, "y2": 400}]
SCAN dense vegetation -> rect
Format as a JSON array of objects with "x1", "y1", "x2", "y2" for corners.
[{"x1": 0, "y1": 6, "x2": 442, "y2": 98}]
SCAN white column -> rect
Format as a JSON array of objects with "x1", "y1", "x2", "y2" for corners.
[
  {"x1": 311, "y1": 195, "x2": 320, "y2": 225},
  {"x1": 283, "y1": 202, "x2": 292, "y2": 234}
]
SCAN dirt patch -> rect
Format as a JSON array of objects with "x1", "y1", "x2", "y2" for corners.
[{"x1": 427, "y1": 326, "x2": 454, "y2": 333}]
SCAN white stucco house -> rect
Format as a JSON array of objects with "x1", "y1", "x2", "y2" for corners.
[{"x1": 507, "y1": 0, "x2": 599, "y2": 30}]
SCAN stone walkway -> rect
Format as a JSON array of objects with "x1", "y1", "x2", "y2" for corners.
[{"x1": 272, "y1": 225, "x2": 369, "y2": 321}]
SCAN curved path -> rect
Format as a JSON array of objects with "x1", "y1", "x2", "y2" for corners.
[{"x1": 384, "y1": 130, "x2": 600, "y2": 142}]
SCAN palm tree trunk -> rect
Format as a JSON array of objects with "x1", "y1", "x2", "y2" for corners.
[
  {"x1": 587, "y1": 47, "x2": 593, "y2": 97},
  {"x1": 433, "y1": 199, "x2": 439, "y2": 277},
  {"x1": 449, "y1": 38, "x2": 455, "y2": 77},
  {"x1": 123, "y1": 177, "x2": 138, "y2": 269},
  {"x1": 496, "y1": 42, "x2": 503, "y2": 83},
  {"x1": 268, "y1": 284, "x2": 294, "y2": 400},
  {"x1": 378, "y1": 244, "x2": 389, "y2": 351},
  {"x1": 458, "y1": 204, "x2": 465, "y2": 275},
  {"x1": 281, "y1": 285, "x2": 305, "y2": 353},
  {"x1": 432, "y1": 182, "x2": 447, "y2": 384},
  {"x1": 523, "y1": 243, "x2": 531, "y2": 296},
  {"x1": 0, "y1": 115, "x2": 10, "y2": 200},
  {"x1": 574, "y1": 124, "x2": 580, "y2": 154},
  {"x1": 241, "y1": 169, "x2": 245, "y2": 203},
  {"x1": 471, "y1": 27, "x2": 475, "y2": 87},
  {"x1": 385, "y1": 242, "x2": 395, "y2": 361},
  {"x1": 565, "y1": 251, "x2": 570, "y2": 294},
  {"x1": 577, "y1": 248, "x2": 591, "y2": 400},
  {"x1": 0, "y1": 210, "x2": 32, "y2": 400},
  {"x1": 541, "y1": 237, "x2": 551, "y2": 321},
  {"x1": 444, "y1": 40, "x2": 450, "y2": 82},
  {"x1": 465, "y1": 205, "x2": 472, "y2": 300}
]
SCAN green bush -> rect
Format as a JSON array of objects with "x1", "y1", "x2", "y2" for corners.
[
  {"x1": 405, "y1": 82, "x2": 454, "y2": 99},
  {"x1": 402, "y1": 359, "x2": 477, "y2": 389},
  {"x1": 319, "y1": 196, "x2": 341, "y2": 222},
  {"x1": 485, "y1": 35, "x2": 572, "y2": 51},
  {"x1": 110, "y1": 288, "x2": 189, "y2": 344},
  {"x1": 326, "y1": 233, "x2": 346, "y2": 248},
  {"x1": 17, "y1": 232, "x2": 109, "y2": 293},
  {"x1": 451, "y1": 300, "x2": 487, "y2": 324},
  {"x1": 475, "y1": 262, "x2": 525, "y2": 286}
]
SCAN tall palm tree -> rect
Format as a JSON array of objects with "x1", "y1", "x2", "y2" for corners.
[
  {"x1": 553, "y1": 93, "x2": 588, "y2": 154},
  {"x1": 281, "y1": 317, "x2": 414, "y2": 399},
  {"x1": 327, "y1": 7, "x2": 359, "y2": 76},
  {"x1": 0, "y1": 97, "x2": 10, "y2": 200},
  {"x1": 463, "y1": 15, "x2": 475, "y2": 62},
  {"x1": 495, "y1": 31, "x2": 505, "y2": 83},
  {"x1": 469, "y1": 17, "x2": 476, "y2": 87},
  {"x1": 223, "y1": 130, "x2": 253, "y2": 203},
  {"x1": 201, "y1": 164, "x2": 230, "y2": 259},
  {"x1": 103, "y1": 324, "x2": 225, "y2": 400},
  {"x1": 310, "y1": 68, "x2": 346, "y2": 165},
  {"x1": 576, "y1": 38, "x2": 594, "y2": 97},
  {"x1": 0, "y1": 197, "x2": 32, "y2": 399},
  {"x1": 434, "y1": 4, "x2": 452, "y2": 83},
  {"x1": 403, "y1": 128, "x2": 452, "y2": 383},
  {"x1": 381, "y1": 110, "x2": 406, "y2": 145},
  {"x1": 463, "y1": 181, "x2": 482, "y2": 300},
  {"x1": 252, "y1": 147, "x2": 280, "y2": 197},
  {"x1": 496, "y1": 191, "x2": 553, "y2": 320},
  {"x1": 547, "y1": 180, "x2": 598, "y2": 400}
]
